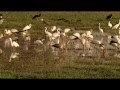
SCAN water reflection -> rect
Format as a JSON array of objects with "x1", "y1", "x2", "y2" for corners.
[{"x1": 1, "y1": 43, "x2": 120, "y2": 64}]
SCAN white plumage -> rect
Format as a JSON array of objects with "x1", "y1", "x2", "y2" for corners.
[
  {"x1": 52, "y1": 37, "x2": 60, "y2": 45},
  {"x1": 24, "y1": 35, "x2": 31, "y2": 42},
  {"x1": 45, "y1": 27, "x2": 52, "y2": 37},
  {"x1": 73, "y1": 32, "x2": 80, "y2": 39},
  {"x1": 23, "y1": 24, "x2": 32, "y2": 31},
  {"x1": 81, "y1": 38, "x2": 86, "y2": 46},
  {"x1": 112, "y1": 20, "x2": 120, "y2": 29},
  {"x1": 108, "y1": 21, "x2": 112, "y2": 28},
  {"x1": 64, "y1": 28, "x2": 71, "y2": 33},
  {"x1": 12, "y1": 41, "x2": 20, "y2": 47},
  {"x1": 4, "y1": 29, "x2": 12, "y2": 35},
  {"x1": 9, "y1": 52, "x2": 19, "y2": 62},
  {"x1": 41, "y1": 18, "x2": 44, "y2": 22},
  {"x1": 11, "y1": 29, "x2": 19, "y2": 33},
  {"x1": 114, "y1": 35, "x2": 120, "y2": 44},
  {"x1": 34, "y1": 40, "x2": 44, "y2": 45},
  {"x1": 69, "y1": 36, "x2": 77, "y2": 40},
  {"x1": 9, "y1": 38, "x2": 19, "y2": 47},
  {"x1": 87, "y1": 34, "x2": 94, "y2": 41},
  {"x1": 4, "y1": 38, "x2": 12, "y2": 48},
  {"x1": 86, "y1": 30, "x2": 92, "y2": 36},
  {"x1": 52, "y1": 29, "x2": 60, "y2": 39},
  {"x1": 98, "y1": 23, "x2": 104, "y2": 35},
  {"x1": 108, "y1": 35, "x2": 120, "y2": 49},
  {"x1": 51, "y1": 26, "x2": 57, "y2": 32},
  {"x1": 0, "y1": 19, "x2": 4, "y2": 24},
  {"x1": 109, "y1": 35, "x2": 120, "y2": 45}
]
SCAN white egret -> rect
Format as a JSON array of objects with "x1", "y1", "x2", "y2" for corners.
[
  {"x1": 51, "y1": 26, "x2": 57, "y2": 32},
  {"x1": 112, "y1": 19, "x2": 120, "y2": 29},
  {"x1": 108, "y1": 21, "x2": 112, "y2": 28},
  {"x1": 23, "y1": 24, "x2": 32, "y2": 31},
  {"x1": 44, "y1": 27, "x2": 52, "y2": 37},
  {"x1": 9, "y1": 52, "x2": 19, "y2": 62},
  {"x1": 4, "y1": 38, "x2": 19, "y2": 48},
  {"x1": 98, "y1": 23, "x2": 104, "y2": 36},
  {"x1": 64, "y1": 28, "x2": 71, "y2": 33},
  {"x1": 108, "y1": 35, "x2": 120, "y2": 50}
]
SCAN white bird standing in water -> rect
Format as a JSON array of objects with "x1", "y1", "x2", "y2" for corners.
[
  {"x1": 108, "y1": 35, "x2": 120, "y2": 50},
  {"x1": 10, "y1": 38, "x2": 20, "y2": 47},
  {"x1": 98, "y1": 23, "x2": 104, "y2": 36},
  {"x1": 9, "y1": 52, "x2": 19, "y2": 62},
  {"x1": 112, "y1": 19, "x2": 120, "y2": 29},
  {"x1": 108, "y1": 21, "x2": 112, "y2": 28},
  {"x1": 23, "y1": 24, "x2": 32, "y2": 31},
  {"x1": 44, "y1": 27, "x2": 52, "y2": 38},
  {"x1": 4, "y1": 38, "x2": 19, "y2": 48},
  {"x1": 52, "y1": 28, "x2": 61, "y2": 39}
]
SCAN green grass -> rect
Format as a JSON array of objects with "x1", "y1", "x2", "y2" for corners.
[{"x1": 0, "y1": 11, "x2": 120, "y2": 78}]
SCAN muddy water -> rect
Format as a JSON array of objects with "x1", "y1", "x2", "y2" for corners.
[
  {"x1": 0, "y1": 44, "x2": 120, "y2": 63},
  {"x1": 0, "y1": 33, "x2": 120, "y2": 75}
]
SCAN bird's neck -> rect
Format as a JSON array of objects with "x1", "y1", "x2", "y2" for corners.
[
  {"x1": 9, "y1": 38, "x2": 13, "y2": 46},
  {"x1": 45, "y1": 28, "x2": 47, "y2": 32},
  {"x1": 99, "y1": 24, "x2": 101, "y2": 29}
]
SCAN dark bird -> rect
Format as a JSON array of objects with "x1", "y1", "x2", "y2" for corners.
[
  {"x1": 106, "y1": 14, "x2": 112, "y2": 20},
  {"x1": 57, "y1": 18, "x2": 69, "y2": 23},
  {"x1": 32, "y1": 13, "x2": 41, "y2": 19},
  {"x1": 52, "y1": 44, "x2": 61, "y2": 49}
]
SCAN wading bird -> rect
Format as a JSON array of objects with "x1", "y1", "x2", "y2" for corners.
[
  {"x1": 108, "y1": 21, "x2": 112, "y2": 28},
  {"x1": 23, "y1": 24, "x2": 32, "y2": 31},
  {"x1": 4, "y1": 38, "x2": 19, "y2": 48},
  {"x1": 51, "y1": 26, "x2": 57, "y2": 32},
  {"x1": 98, "y1": 23, "x2": 104, "y2": 36},
  {"x1": 106, "y1": 14, "x2": 112, "y2": 20},
  {"x1": 112, "y1": 19, "x2": 120, "y2": 29},
  {"x1": 108, "y1": 35, "x2": 120, "y2": 50},
  {"x1": 32, "y1": 13, "x2": 41, "y2": 19},
  {"x1": 9, "y1": 52, "x2": 19, "y2": 62}
]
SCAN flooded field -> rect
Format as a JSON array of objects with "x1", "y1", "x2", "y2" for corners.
[{"x1": 0, "y1": 11, "x2": 120, "y2": 78}]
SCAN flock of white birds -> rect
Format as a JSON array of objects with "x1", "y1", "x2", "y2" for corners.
[{"x1": 0, "y1": 14, "x2": 120, "y2": 62}]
